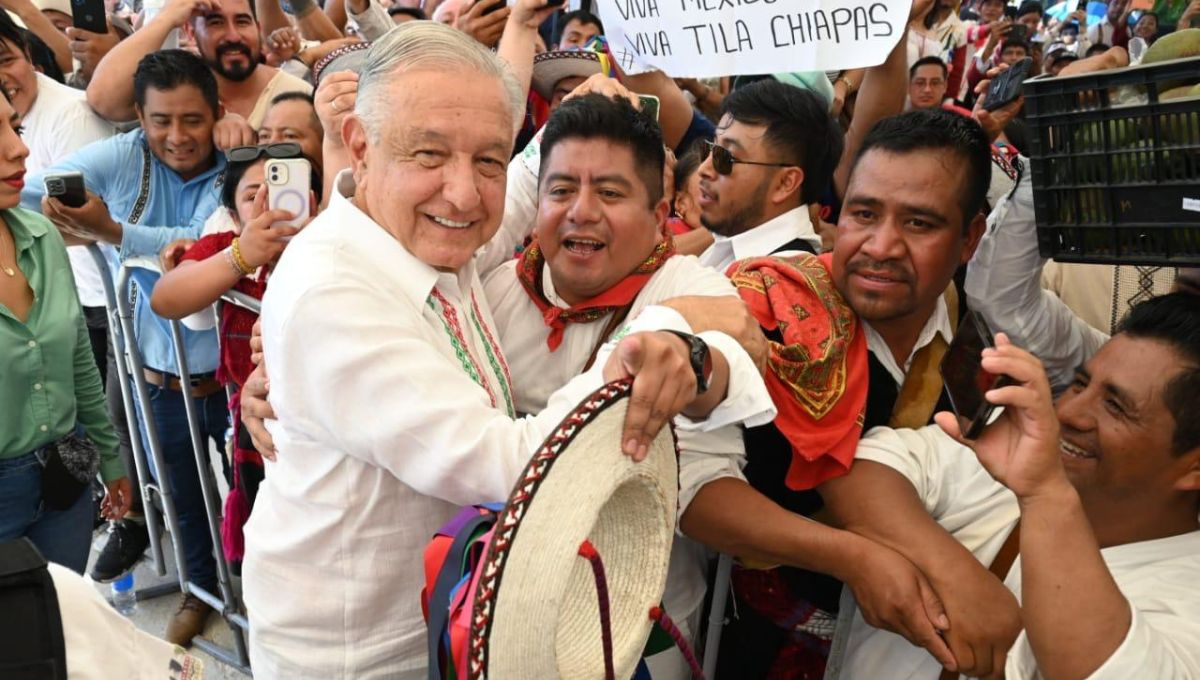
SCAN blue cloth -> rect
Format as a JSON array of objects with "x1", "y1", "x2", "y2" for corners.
[
  {"x1": 0, "y1": 451, "x2": 94, "y2": 574},
  {"x1": 21, "y1": 128, "x2": 226, "y2": 374},
  {"x1": 132, "y1": 384, "x2": 228, "y2": 592},
  {"x1": 676, "y1": 109, "x2": 717, "y2": 158}
]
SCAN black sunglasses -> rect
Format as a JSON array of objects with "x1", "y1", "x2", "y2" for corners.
[
  {"x1": 703, "y1": 140, "x2": 794, "y2": 176},
  {"x1": 226, "y1": 142, "x2": 303, "y2": 164}
]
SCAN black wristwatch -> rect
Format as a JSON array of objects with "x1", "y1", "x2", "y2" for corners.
[{"x1": 662, "y1": 330, "x2": 713, "y2": 394}]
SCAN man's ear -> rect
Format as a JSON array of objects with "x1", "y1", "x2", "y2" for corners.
[
  {"x1": 344, "y1": 114, "x2": 370, "y2": 185},
  {"x1": 960, "y1": 211, "x2": 987, "y2": 265},
  {"x1": 769, "y1": 166, "x2": 805, "y2": 207},
  {"x1": 1171, "y1": 450, "x2": 1200, "y2": 493},
  {"x1": 134, "y1": 103, "x2": 146, "y2": 129},
  {"x1": 653, "y1": 197, "x2": 671, "y2": 236}
]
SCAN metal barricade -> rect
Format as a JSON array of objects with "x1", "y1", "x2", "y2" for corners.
[
  {"x1": 88, "y1": 246, "x2": 252, "y2": 674},
  {"x1": 702, "y1": 552, "x2": 734, "y2": 679}
]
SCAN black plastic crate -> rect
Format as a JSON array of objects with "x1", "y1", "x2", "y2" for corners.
[{"x1": 1024, "y1": 56, "x2": 1200, "y2": 266}]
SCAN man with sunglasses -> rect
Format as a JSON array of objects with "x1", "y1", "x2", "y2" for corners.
[
  {"x1": 695, "y1": 79, "x2": 843, "y2": 272},
  {"x1": 21, "y1": 49, "x2": 229, "y2": 646}
]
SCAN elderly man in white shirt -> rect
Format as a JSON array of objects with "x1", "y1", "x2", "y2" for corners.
[
  {"x1": 242, "y1": 22, "x2": 750, "y2": 679},
  {"x1": 822, "y1": 293, "x2": 1200, "y2": 679}
]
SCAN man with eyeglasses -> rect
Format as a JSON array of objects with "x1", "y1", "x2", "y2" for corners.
[
  {"x1": 694, "y1": 79, "x2": 840, "y2": 272},
  {"x1": 21, "y1": 49, "x2": 228, "y2": 647}
]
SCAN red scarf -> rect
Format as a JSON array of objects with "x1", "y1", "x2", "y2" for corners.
[
  {"x1": 728, "y1": 253, "x2": 868, "y2": 490},
  {"x1": 517, "y1": 236, "x2": 675, "y2": 351}
]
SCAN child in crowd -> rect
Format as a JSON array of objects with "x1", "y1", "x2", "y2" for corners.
[{"x1": 151, "y1": 143, "x2": 319, "y2": 570}]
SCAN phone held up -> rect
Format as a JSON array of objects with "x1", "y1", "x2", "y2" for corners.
[
  {"x1": 984, "y1": 56, "x2": 1033, "y2": 111},
  {"x1": 939, "y1": 311, "x2": 1013, "y2": 440},
  {"x1": 44, "y1": 171, "x2": 88, "y2": 209},
  {"x1": 265, "y1": 159, "x2": 312, "y2": 231},
  {"x1": 71, "y1": 0, "x2": 108, "y2": 34},
  {"x1": 637, "y1": 94, "x2": 661, "y2": 123}
]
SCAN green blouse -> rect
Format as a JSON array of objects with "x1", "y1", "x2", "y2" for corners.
[{"x1": 0, "y1": 207, "x2": 122, "y2": 483}]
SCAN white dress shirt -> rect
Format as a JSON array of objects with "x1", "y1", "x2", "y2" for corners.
[
  {"x1": 697, "y1": 206, "x2": 821, "y2": 273},
  {"x1": 862, "y1": 296, "x2": 953, "y2": 388},
  {"x1": 965, "y1": 163, "x2": 1109, "y2": 391},
  {"x1": 243, "y1": 172, "x2": 608, "y2": 678},
  {"x1": 21, "y1": 72, "x2": 116, "y2": 309},
  {"x1": 829, "y1": 424, "x2": 1200, "y2": 680},
  {"x1": 483, "y1": 254, "x2": 776, "y2": 680}
]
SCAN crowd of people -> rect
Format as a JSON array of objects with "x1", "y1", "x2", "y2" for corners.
[{"x1": 0, "y1": 0, "x2": 1198, "y2": 677}]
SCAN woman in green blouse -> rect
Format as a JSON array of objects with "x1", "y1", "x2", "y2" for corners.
[{"x1": 0, "y1": 89, "x2": 130, "y2": 573}]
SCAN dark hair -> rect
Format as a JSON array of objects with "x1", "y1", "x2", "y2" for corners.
[
  {"x1": 559, "y1": 10, "x2": 604, "y2": 36},
  {"x1": 268, "y1": 91, "x2": 321, "y2": 133},
  {"x1": 854, "y1": 109, "x2": 992, "y2": 226},
  {"x1": 24, "y1": 30, "x2": 64, "y2": 84},
  {"x1": 134, "y1": 50, "x2": 220, "y2": 115},
  {"x1": 387, "y1": 6, "x2": 425, "y2": 19},
  {"x1": 674, "y1": 146, "x2": 702, "y2": 195},
  {"x1": 720, "y1": 79, "x2": 843, "y2": 205},
  {"x1": 1085, "y1": 42, "x2": 1110, "y2": 57},
  {"x1": 1137, "y1": 10, "x2": 1159, "y2": 24},
  {"x1": 1116, "y1": 293, "x2": 1200, "y2": 456},
  {"x1": 1016, "y1": 0, "x2": 1043, "y2": 18},
  {"x1": 0, "y1": 11, "x2": 28, "y2": 58},
  {"x1": 539, "y1": 93, "x2": 665, "y2": 206},
  {"x1": 910, "y1": 56, "x2": 948, "y2": 80},
  {"x1": 220, "y1": 149, "x2": 322, "y2": 217},
  {"x1": 1002, "y1": 38, "x2": 1031, "y2": 55}
]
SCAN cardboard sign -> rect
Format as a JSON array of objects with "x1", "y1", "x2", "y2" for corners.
[{"x1": 595, "y1": 0, "x2": 912, "y2": 77}]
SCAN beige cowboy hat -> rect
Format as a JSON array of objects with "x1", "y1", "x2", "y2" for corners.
[{"x1": 467, "y1": 379, "x2": 679, "y2": 680}]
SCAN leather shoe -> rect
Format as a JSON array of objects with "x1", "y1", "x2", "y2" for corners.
[{"x1": 165, "y1": 594, "x2": 212, "y2": 647}]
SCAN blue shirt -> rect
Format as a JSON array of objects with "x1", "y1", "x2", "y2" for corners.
[{"x1": 22, "y1": 129, "x2": 226, "y2": 374}]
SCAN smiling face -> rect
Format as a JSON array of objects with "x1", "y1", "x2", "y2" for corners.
[
  {"x1": 135, "y1": 84, "x2": 218, "y2": 180},
  {"x1": 0, "y1": 94, "x2": 29, "y2": 209},
  {"x1": 1057, "y1": 335, "x2": 1200, "y2": 510},
  {"x1": 832, "y1": 148, "x2": 983, "y2": 326},
  {"x1": 258, "y1": 98, "x2": 323, "y2": 171},
  {"x1": 535, "y1": 138, "x2": 667, "y2": 305},
  {"x1": 192, "y1": 0, "x2": 261, "y2": 82},
  {"x1": 347, "y1": 68, "x2": 513, "y2": 272},
  {"x1": 0, "y1": 39, "x2": 38, "y2": 119}
]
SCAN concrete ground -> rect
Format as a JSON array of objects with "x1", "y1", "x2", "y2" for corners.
[{"x1": 86, "y1": 444, "x2": 251, "y2": 679}]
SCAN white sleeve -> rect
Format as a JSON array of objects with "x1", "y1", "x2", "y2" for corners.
[
  {"x1": 675, "y1": 426, "x2": 745, "y2": 522},
  {"x1": 1076, "y1": 607, "x2": 1200, "y2": 679},
  {"x1": 346, "y1": 0, "x2": 393, "y2": 42},
  {"x1": 590, "y1": 305, "x2": 777, "y2": 432},
  {"x1": 852, "y1": 425, "x2": 955, "y2": 513},
  {"x1": 965, "y1": 160, "x2": 1109, "y2": 391},
  {"x1": 266, "y1": 281, "x2": 606, "y2": 506}
]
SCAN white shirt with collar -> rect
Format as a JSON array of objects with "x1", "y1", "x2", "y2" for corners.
[
  {"x1": 484, "y1": 254, "x2": 777, "y2": 678},
  {"x1": 243, "y1": 171, "x2": 608, "y2": 679},
  {"x1": 697, "y1": 206, "x2": 821, "y2": 273},
  {"x1": 829, "y1": 424, "x2": 1200, "y2": 680},
  {"x1": 862, "y1": 296, "x2": 954, "y2": 388},
  {"x1": 21, "y1": 72, "x2": 116, "y2": 310}
]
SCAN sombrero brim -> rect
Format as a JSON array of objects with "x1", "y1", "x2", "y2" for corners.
[
  {"x1": 468, "y1": 380, "x2": 678, "y2": 680},
  {"x1": 532, "y1": 51, "x2": 605, "y2": 101}
]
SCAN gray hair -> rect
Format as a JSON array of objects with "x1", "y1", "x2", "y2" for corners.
[{"x1": 355, "y1": 22, "x2": 526, "y2": 141}]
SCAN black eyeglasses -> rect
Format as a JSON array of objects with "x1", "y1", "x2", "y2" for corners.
[
  {"x1": 702, "y1": 140, "x2": 794, "y2": 176},
  {"x1": 226, "y1": 142, "x2": 303, "y2": 164}
]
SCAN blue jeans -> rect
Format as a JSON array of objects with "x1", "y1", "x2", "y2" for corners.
[
  {"x1": 132, "y1": 383, "x2": 228, "y2": 593},
  {"x1": 0, "y1": 452, "x2": 94, "y2": 574}
]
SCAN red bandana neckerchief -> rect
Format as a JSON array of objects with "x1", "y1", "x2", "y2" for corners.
[{"x1": 517, "y1": 235, "x2": 675, "y2": 351}]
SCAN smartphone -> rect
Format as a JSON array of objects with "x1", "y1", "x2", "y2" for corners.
[
  {"x1": 479, "y1": 0, "x2": 507, "y2": 16},
  {"x1": 44, "y1": 171, "x2": 87, "y2": 209},
  {"x1": 1007, "y1": 23, "x2": 1029, "y2": 44},
  {"x1": 70, "y1": 0, "x2": 108, "y2": 34},
  {"x1": 939, "y1": 311, "x2": 1013, "y2": 439},
  {"x1": 984, "y1": 56, "x2": 1032, "y2": 111},
  {"x1": 265, "y1": 159, "x2": 311, "y2": 230},
  {"x1": 638, "y1": 94, "x2": 660, "y2": 122}
]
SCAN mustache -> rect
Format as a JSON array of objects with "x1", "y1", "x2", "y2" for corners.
[
  {"x1": 216, "y1": 43, "x2": 252, "y2": 58},
  {"x1": 845, "y1": 256, "x2": 914, "y2": 283}
]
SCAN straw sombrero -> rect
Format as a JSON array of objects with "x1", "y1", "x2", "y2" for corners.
[
  {"x1": 467, "y1": 379, "x2": 679, "y2": 680},
  {"x1": 531, "y1": 50, "x2": 607, "y2": 101}
]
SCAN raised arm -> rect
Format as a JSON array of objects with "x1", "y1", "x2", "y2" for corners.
[
  {"x1": 6, "y1": 0, "x2": 72, "y2": 73},
  {"x1": 87, "y1": 0, "x2": 212, "y2": 122},
  {"x1": 497, "y1": 0, "x2": 559, "y2": 105}
]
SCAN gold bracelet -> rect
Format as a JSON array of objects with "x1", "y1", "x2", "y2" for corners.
[{"x1": 230, "y1": 238, "x2": 255, "y2": 275}]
